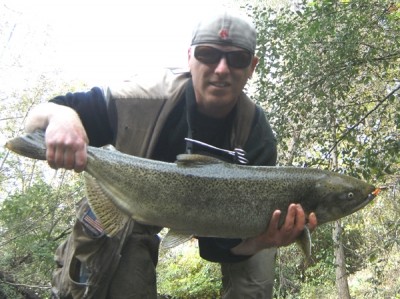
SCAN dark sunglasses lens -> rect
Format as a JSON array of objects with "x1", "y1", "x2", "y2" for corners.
[
  {"x1": 227, "y1": 51, "x2": 252, "y2": 68},
  {"x1": 194, "y1": 46, "x2": 252, "y2": 68},
  {"x1": 194, "y1": 46, "x2": 222, "y2": 64}
]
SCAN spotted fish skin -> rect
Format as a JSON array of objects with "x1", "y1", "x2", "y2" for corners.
[{"x1": 5, "y1": 131, "x2": 377, "y2": 240}]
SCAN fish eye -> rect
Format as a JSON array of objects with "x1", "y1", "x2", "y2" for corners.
[{"x1": 347, "y1": 192, "x2": 354, "y2": 199}]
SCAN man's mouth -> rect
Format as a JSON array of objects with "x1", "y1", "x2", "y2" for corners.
[{"x1": 210, "y1": 82, "x2": 230, "y2": 88}]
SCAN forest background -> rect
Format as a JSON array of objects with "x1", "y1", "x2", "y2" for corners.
[{"x1": 0, "y1": 0, "x2": 399, "y2": 298}]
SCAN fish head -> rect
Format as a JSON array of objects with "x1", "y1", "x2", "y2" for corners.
[{"x1": 310, "y1": 173, "x2": 378, "y2": 225}]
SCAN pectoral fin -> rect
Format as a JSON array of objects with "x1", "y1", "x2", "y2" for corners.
[
  {"x1": 297, "y1": 225, "x2": 312, "y2": 261},
  {"x1": 84, "y1": 173, "x2": 131, "y2": 237}
]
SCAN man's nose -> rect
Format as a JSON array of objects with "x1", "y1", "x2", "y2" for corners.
[{"x1": 214, "y1": 56, "x2": 230, "y2": 73}]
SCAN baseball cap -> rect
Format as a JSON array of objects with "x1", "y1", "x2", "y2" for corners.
[{"x1": 191, "y1": 11, "x2": 256, "y2": 54}]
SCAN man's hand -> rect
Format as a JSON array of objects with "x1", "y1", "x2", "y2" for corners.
[
  {"x1": 25, "y1": 103, "x2": 89, "y2": 172},
  {"x1": 231, "y1": 204, "x2": 317, "y2": 256}
]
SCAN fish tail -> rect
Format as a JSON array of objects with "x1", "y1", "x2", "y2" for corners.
[{"x1": 5, "y1": 130, "x2": 47, "y2": 160}]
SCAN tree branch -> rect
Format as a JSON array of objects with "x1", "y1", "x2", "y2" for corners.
[
  {"x1": 326, "y1": 84, "x2": 400, "y2": 156},
  {"x1": 0, "y1": 270, "x2": 45, "y2": 299}
]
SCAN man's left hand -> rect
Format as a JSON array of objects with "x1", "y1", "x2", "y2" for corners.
[{"x1": 231, "y1": 204, "x2": 317, "y2": 256}]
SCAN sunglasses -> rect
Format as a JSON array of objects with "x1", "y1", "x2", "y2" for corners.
[{"x1": 194, "y1": 46, "x2": 253, "y2": 69}]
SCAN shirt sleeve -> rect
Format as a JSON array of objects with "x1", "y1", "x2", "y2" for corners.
[{"x1": 50, "y1": 87, "x2": 114, "y2": 147}]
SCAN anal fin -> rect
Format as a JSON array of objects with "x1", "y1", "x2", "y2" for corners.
[{"x1": 161, "y1": 229, "x2": 193, "y2": 249}]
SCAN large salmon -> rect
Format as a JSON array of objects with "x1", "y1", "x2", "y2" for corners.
[{"x1": 5, "y1": 131, "x2": 379, "y2": 254}]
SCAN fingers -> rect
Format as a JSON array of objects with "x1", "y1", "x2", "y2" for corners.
[
  {"x1": 307, "y1": 212, "x2": 318, "y2": 232},
  {"x1": 74, "y1": 144, "x2": 87, "y2": 172},
  {"x1": 46, "y1": 143, "x2": 87, "y2": 172},
  {"x1": 284, "y1": 204, "x2": 298, "y2": 230},
  {"x1": 277, "y1": 204, "x2": 304, "y2": 244},
  {"x1": 269, "y1": 209, "x2": 282, "y2": 230},
  {"x1": 267, "y1": 204, "x2": 316, "y2": 248},
  {"x1": 45, "y1": 132, "x2": 88, "y2": 173},
  {"x1": 293, "y1": 204, "x2": 306, "y2": 232},
  {"x1": 232, "y1": 204, "x2": 319, "y2": 254}
]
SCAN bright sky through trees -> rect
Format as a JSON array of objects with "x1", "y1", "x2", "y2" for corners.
[{"x1": 1, "y1": 0, "x2": 236, "y2": 85}]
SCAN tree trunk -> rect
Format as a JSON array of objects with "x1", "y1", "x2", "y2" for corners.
[
  {"x1": 329, "y1": 111, "x2": 351, "y2": 299},
  {"x1": 286, "y1": 126, "x2": 302, "y2": 166},
  {"x1": 333, "y1": 220, "x2": 351, "y2": 299}
]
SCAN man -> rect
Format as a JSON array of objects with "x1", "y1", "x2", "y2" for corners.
[{"x1": 25, "y1": 11, "x2": 317, "y2": 299}]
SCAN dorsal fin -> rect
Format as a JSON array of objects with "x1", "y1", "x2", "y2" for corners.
[{"x1": 176, "y1": 154, "x2": 223, "y2": 167}]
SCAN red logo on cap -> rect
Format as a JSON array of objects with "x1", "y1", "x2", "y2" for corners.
[{"x1": 219, "y1": 28, "x2": 229, "y2": 39}]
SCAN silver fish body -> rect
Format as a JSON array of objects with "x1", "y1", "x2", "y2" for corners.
[{"x1": 5, "y1": 131, "x2": 378, "y2": 240}]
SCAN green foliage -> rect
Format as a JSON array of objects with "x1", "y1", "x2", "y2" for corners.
[
  {"x1": 0, "y1": 176, "x2": 81, "y2": 298},
  {"x1": 275, "y1": 224, "x2": 337, "y2": 297},
  {"x1": 250, "y1": 1, "x2": 399, "y2": 297},
  {"x1": 157, "y1": 242, "x2": 222, "y2": 298},
  {"x1": 252, "y1": 0, "x2": 399, "y2": 177},
  {"x1": 0, "y1": 74, "x2": 86, "y2": 297}
]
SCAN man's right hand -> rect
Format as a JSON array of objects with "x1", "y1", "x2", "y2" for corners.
[{"x1": 25, "y1": 103, "x2": 89, "y2": 172}]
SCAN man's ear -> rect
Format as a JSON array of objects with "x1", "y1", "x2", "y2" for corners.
[
  {"x1": 187, "y1": 47, "x2": 193, "y2": 61},
  {"x1": 250, "y1": 56, "x2": 259, "y2": 76}
]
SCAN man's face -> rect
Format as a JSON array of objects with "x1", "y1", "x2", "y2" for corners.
[{"x1": 188, "y1": 44, "x2": 258, "y2": 118}]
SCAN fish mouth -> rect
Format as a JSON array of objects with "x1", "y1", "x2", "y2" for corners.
[
  {"x1": 354, "y1": 188, "x2": 380, "y2": 211},
  {"x1": 371, "y1": 188, "x2": 381, "y2": 197}
]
